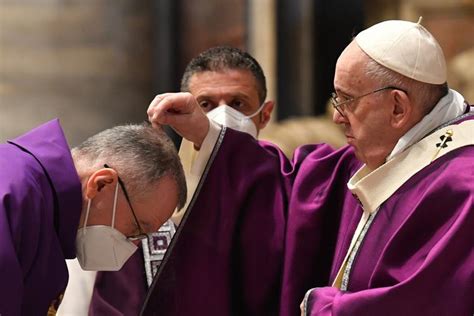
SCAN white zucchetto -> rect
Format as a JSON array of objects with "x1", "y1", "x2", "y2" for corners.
[{"x1": 355, "y1": 18, "x2": 447, "y2": 84}]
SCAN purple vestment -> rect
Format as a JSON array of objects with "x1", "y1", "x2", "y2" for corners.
[
  {"x1": 141, "y1": 128, "x2": 360, "y2": 315},
  {"x1": 143, "y1": 115, "x2": 473, "y2": 315},
  {"x1": 302, "y1": 115, "x2": 474, "y2": 316},
  {"x1": 89, "y1": 248, "x2": 148, "y2": 315},
  {"x1": 0, "y1": 120, "x2": 82, "y2": 315},
  {"x1": 90, "y1": 222, "x2": 176, "y2": 315}
]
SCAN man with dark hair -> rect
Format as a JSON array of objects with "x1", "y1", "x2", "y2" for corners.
[
  {"x1": 181, "y1": 46, "x2": 268, "y2": 105},
  {"x1": 178, "y1": 46, "x2": 273, "y2": 141},
  {"x1": 146, "y1": 19, "x2": 473, "y2": 315},
  {"x1": 0, "y1": 119, "x2": 186, "y2": 315},
  {"x1": 173, "y1": 45, "x2": 275, "y2": 224}
]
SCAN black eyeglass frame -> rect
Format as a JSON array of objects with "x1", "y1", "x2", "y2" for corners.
[
  {"x1": 331, "y1": 86, "x2": 408, "y2": 118},
  {"x1": 104, "y1": 164, "x2": 148, "y2": 241}
]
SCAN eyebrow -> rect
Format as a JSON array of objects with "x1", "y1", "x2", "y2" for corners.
[
  {"x1": 231, "y1": 92, "x2": 252, "y2": 100},
  {"x1": 196, "y1": 92, "x2": 252, "y2": 102},
  {"x1": 334, "y1": 87, "x2": 354, "y2": 99}
]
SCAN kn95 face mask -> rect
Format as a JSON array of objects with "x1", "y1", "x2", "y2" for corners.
[
  {"x1": 76, "y1": 182, "x2": 138, "y2": 271},
  {"x1": 206, "y1": 104, "x2": 264, "y2": 139}
]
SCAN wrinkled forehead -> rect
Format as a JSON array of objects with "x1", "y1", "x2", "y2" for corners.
[{"x1": 334, "y1": 42, "x2": 371, "y2": 92}]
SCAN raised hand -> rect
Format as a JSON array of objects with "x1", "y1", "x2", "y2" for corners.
[{"x1": 147, "y1": 92, "x2": 210, "y2": 148}]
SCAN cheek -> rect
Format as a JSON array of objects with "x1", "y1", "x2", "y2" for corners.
[
  {"x1": 113, "y1": 203, "x2": 138, "y2": 235},
  {"x1": 360, "y1": 103, "x2": 389, "y2": 129},
  {"x1": 251, "y1": 115, "x2": 261, "y2": 127},
  {"x1": 363, "y1": 120, "x2": 393, "y2": 152},
  {"x1": 142, "y1": 200, "x2": 179, "y2": 233},
  {"x1": 350, "y1": 114, "x2": 385, "y2": 147}
]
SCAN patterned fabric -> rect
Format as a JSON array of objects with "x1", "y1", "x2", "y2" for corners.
[
  {"x1": 341, "y1": 209, "x2": 379, "y2": 291},
  {"x1": 142, "y1": 220, "x2": 176, "y2": 287}
]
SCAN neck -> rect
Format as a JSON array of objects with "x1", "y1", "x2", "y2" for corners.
[{"x1": 387, "y1": 89, "x2": 465, "y2": 160}]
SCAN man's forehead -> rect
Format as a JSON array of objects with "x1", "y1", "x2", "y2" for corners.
[
  {"x1": 337, "y1": 42, "x2": 366, "y2": 70},
  {"x1": 334, "y1": 43, "x2": 371, "y2": 92},
  {"x1": 189, "y1": 69, "x2": 256, "y2": 83},
  {"x1": 188, "y1": 70, "x2": 259, "y2": 96}
]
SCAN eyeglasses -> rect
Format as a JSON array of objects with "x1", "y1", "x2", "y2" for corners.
[
  {"x1": 104, "y1": 164, "x2": 148, "y2": 241},
  {"x1": 331, "y1": 86, "x2": 408, "y2": 118}
]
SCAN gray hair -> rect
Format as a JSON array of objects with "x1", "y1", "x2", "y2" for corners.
[
  {"x1": 365, "y1": 57, "x2": 448, "y2": 115},
  {"x1": 72, "y1": 123, "x2": 186, "y2": 210}
]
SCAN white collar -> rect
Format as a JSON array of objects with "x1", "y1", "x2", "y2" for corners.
[
  {"x1": 348, "y1": 119, "x2": 474, "y2": 213},
  {"x1": 387, "y1": 89, "x2": 466, "y2": 161}
]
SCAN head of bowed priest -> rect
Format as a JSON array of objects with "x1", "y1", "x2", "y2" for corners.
[{"x1": 71, "y1": 123, "x2": 187, "y2": 271}]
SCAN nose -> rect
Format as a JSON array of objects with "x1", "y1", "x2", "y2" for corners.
[
  {"x1": 208, "y1": 102, "x2": 227, "y2": 112},
  {"x1": 332, "y1": 109, "x2": 347, "y2": 124}
]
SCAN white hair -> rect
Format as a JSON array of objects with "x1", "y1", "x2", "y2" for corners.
[{"x1": 365, "y1": 57, "x2": 448, "y2": 115}]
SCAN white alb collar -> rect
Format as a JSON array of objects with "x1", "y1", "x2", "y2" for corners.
[{"x1": 387, "y1": 89, "x2": 466, "y2": 161}]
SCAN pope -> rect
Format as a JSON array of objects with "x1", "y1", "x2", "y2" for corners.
[{"x1": 145, "y1": 19, "x2": 473, "y2": 315}]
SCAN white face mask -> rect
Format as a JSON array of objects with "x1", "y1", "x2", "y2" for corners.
[
  {"x1": 206, "y1": 104, "x2": 264, "y2": 139},
  {"x1": 76, "y1": 182, "x2": 138, "y2": 271}
]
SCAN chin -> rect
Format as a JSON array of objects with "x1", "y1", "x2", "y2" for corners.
[{"x1": 346, "y1": 139, "x2": 358, "y2": 152}]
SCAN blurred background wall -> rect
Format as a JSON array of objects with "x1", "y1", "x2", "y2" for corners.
[
  {"x1": 0, "y1": 0, "x2": 155, "y2": 146},
  {"x1": 1, "y1": 0, "x2": 473, "y2": 148}
]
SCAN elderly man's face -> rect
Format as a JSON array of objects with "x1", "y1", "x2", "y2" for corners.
[
  {"x1": 332, "y1": 42, "x2": 399, "y2": 169},
  {"x1": 187, "y1": 69, "x2": 273, "y2": 132}
]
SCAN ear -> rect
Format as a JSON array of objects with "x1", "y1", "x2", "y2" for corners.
[
  {"x1": 390, "y1": 90, "x2": 412, "y2": 129},
  {"x1": 257, "y1": 101, "x2": 275, "y2": 130},
  {"x1": 85, "y1": 168, "x2": 118, "y2": 199}
]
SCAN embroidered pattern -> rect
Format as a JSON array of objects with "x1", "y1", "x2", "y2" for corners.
[
  {"x1": 341, "y1": 208, "x2": 379, "y2": 291},
  {"x1": 435, "y1": 130, "x2": 453, "y2": 148},
  {"x1": 142, "y1": 126, "x2": 228, "y2": 305},
  {"x1": 432, "y1": 129, "x2": 454, "y2": 161},
  {"x1": 142, "y1": 220, "x2": 176, "y2": 287}
]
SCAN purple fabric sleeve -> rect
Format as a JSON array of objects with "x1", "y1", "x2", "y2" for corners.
[
  {"x1": 90, "y1": 249, "x2": 148, "y2": 315},
  {"x1": 305, "y1": 148, "x2": 474, "y2": 316},
  {"x1": 1, "y1": 120, "x2": 82, "y2": 315},
  {"x1": 0, "y1": 152, "x2": 40, "y2": 315},
  {"x1": 142, "y1": 129, "x2": 358, "y2": 316}
]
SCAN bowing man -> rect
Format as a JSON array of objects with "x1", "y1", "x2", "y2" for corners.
[{"x1": 0, "y1": 120, "x2": 186, "y2": 315}]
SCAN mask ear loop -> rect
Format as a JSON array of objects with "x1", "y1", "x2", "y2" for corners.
[
  {"x1": 111, "y1": 181, "x2": 119, "y2": 229},
  {"x1": 245, "y1": 103, "x2": 266, "y2": 119},
  {"x1": 81, "y1": 199, "x2": 92, "y2": 236}
]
